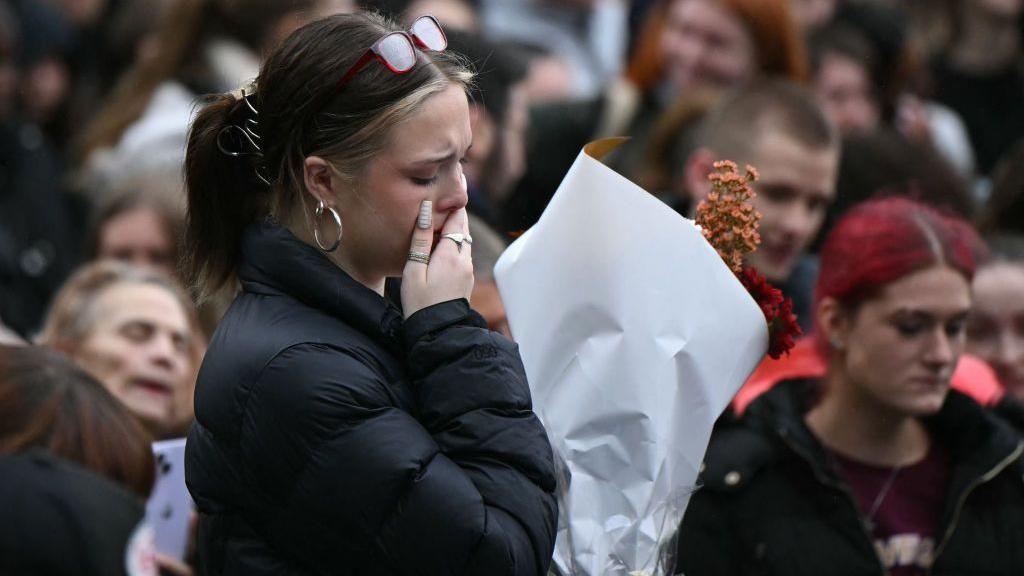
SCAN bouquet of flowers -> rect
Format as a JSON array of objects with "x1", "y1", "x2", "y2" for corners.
[
  {"x1": 495, "y1": 139, "x2": 773, "y2": 575},
  {"x1": 695, "y1": 160, "x2": 801, "y2": 359}
]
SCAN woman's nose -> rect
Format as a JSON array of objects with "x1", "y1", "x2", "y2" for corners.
[
  {"x1": 924, "y1": 328, "x2": 958, "y2": 367},
  {"x1": 149, "y1": 333, "x2": 185, "y2": 373},
  {"x1": 435, "y1": 167, "x2": 469, "y2": 213}
]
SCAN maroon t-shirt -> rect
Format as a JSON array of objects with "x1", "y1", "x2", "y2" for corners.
[{"x1": 830, "y1": 444, "x2": 951, "y2": 576}]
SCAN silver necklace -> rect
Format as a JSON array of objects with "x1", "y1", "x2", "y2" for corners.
[
  {"x1": 865, "y1": 464, "x2": 903, "y2": 528},
  {"x1": 830, "y1": 452, "x2": 905, "y2": 532}
]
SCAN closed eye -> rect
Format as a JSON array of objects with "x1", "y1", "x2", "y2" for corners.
[
  {"x1": 120, "y1": 321, "x2": 155, "y2": 342},
  {"x1": 758, "y1": 185, "x2": 796, "y2": 203},
  {"x1": 945, "y1": 314, "x2": 969, "y2": 338}
]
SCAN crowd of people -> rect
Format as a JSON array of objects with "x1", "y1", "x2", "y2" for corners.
[{"x1": 0, "y1": 0, "x2": 1023, "y2": 575}]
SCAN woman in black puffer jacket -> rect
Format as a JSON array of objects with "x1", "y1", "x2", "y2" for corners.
[
  {"x1": 181, "y1": 12, "x2": 557, "y2": 575},
  {"x1": 677, "y1": 198, "x2": 1024, "y2": 575}
]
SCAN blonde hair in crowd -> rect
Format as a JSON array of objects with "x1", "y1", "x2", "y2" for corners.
[{"x1": 38, "y1": 261, "x2": 199, "y2": 353}]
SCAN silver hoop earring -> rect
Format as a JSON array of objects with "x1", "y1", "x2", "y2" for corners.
[
  {"x1": 829, "y1": 336, "x2": 845, "y2": 351},
  {"x1": 314, "y1": 200, "x2": 342, "y2": 253}
]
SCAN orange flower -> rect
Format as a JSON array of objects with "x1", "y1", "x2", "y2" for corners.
[{"x1": 695, "y1": 161, "x2": 761, "y2": 275}]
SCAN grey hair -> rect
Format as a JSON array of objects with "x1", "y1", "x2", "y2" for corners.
[{"x1": 37, "y1": 261, "x2": 196, "y2": 350}]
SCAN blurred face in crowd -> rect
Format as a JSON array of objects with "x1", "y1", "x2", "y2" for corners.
[
  {"x1": 814, "y1": 53, "x2": 879, "y2": 135},
  {"x1": 464, "y1": 103, "x2": 493, "y2": 187},
  {"x1": 22, "y1": 57, "x2": 70, "y2": 124},
  {"x1": 685, "y1": 132, "x2": 838, "y2": 283},
  {"x1": 789, "y1": 0, "x2": 836, "y2": 32},
  {"x1": 97, "y1": 206, "x2": 176, "y2": 276},
  {"x1": 310, "y1": 85, "x2": 471, "y2": 281},
  {"x1": 968, "y1": 0, "x2": 1024, "y2": 19},
  {"x1": 744, "y1": 134, "x2": 838, "y2": 283},
  {"x1": 314, "y1": 0, "x2": 357, "y2": 18},
  {"x1": 500, "y1": 84, "x2": 529, "y2": 200},
  {"x1": 521, "y1": 54, "x2": 575, "y2": 104},
  {"x1": 74, "y1": 282, "x2": 194, "y2": 430},
  {"x1": 823, "y1": 266, "x2": 971, "y2": 417},
  {"x1": 268, "y1": 1, "x2": 359, "y2": 55},
  {"x1": 967, "y1": 263, "x2": 1024, "y2": 398},
  {"x1": 661, "y1": 0, "x2": 756, "y2": 93},
  {"x1": 55, "y1": 0, "x2": 108, "y2": 25},
  {"x1": 405, "y1": 0, "x2": 479, "y2": 32},
  {"x1": 465, "y1": 83, "x2": 529, "y2": 203}
]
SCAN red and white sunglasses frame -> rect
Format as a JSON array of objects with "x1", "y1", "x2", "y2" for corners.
[{"x1": 335, "y1": 15, "x2": 448, "y2": 90}]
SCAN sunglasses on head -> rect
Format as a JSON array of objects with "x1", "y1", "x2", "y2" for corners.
[{"x1": 336, "y1": 15, "x2": 448, "y2": 91}]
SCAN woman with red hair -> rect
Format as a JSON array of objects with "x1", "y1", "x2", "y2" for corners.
[
  {"x1": 656, "y1": 0, "x2": 806, "y2": 93},
  {"x1": 675, "y1": 197, "x2": 1024, "y2": 575},
  {"x1": 503, "y1": 0, "x2": 809, "y2": 230},
  {"x1": 627, "y1": 0, "x2": 807, "y2": 94}
]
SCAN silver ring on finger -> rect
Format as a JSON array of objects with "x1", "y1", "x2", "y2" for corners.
[
  {"x1": 441, "y1": 233, "x2": 473, "y2": 253},
  {"x1": 407, "y1": 250, "x2": 430, "y2": 264}
]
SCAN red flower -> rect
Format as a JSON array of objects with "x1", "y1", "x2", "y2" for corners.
[
  {"x1": 740, "y1": 267, "x2": 802, "y2": 359},
  {"x1": 768, "y1": 298, "x2": 800, "y2": 359}
]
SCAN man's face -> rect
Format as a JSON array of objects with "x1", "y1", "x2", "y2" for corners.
[{"x1": 743, "y1": 134, "x2": 838, "y2": 283}]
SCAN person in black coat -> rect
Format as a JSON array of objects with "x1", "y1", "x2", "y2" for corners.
[
  {"x1": 677, "y1": 197, "x2": 1024, "y2": 575},
  {"x1": 182, "y1": 12, "x2": 557, "y2": 575},
  {"x1": 0, "y1": 451, "x2": 152, "y2": 576}
]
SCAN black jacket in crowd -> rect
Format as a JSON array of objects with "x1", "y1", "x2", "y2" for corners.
[
  {"x1": 185, "y1": 219, "x2": 558, "y2": 575},
  {"x1": 0, "y1": 451, "x2": 146, "y2": 576},
  {"x1": 676, "y1": 379, "x2": 1024, "y2": 576}
]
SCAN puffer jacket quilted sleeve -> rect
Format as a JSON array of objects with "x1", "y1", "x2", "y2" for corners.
[{"x1": 217, "y1": 299, "x2": 557, "y2": 576}]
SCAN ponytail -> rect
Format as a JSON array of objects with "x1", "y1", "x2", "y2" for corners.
[
  {"x1": 183, "y1": 12, "x2": 475, "y2": 302},
  {"x1": 183, "y1": 93, "x2": 269, "y2": 301}
]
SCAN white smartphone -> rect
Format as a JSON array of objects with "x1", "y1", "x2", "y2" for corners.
[{"x1": 145, "y1": 438, "x2": 192, "y2": 560}]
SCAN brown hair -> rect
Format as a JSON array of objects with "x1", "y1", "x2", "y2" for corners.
[
  {"x1": 636, "y1": 87, "x2": 719, "y2": 196},
  {"x1": 0, "y1": 345, "x2": 156, "y2": 498},
  {"x1": 183, "y1": 11, "x2": 473, "y2": 301},
  {"x1": 38, "y1": 261, "x2": 200, "y2": 355},
  {"x1": 834, "y1": 128, "x2": 974, "y2": 222},
  {"x1": 700, "y1": 79, "x2": 838, "y2": 163},
  {"x1": 978, "y1": 139, "x2": 1024, "y2": 236},
  {"x1": 84, "y1": 183, "x2": 185, "y2": 267},
  {"x1": 625, "y1": 2, "x2": 669, "y2": 92}
]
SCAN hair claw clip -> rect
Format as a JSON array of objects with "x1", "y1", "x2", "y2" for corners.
[{"x1": 217, "y1": 124, "x2": 262, "y2": 157}]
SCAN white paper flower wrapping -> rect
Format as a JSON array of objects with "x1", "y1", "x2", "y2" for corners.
[{"x1": 494, "y1": 139, "x2": 769, "y2": 575}]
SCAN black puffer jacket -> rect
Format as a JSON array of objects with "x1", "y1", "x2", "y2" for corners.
[
  {"x1": 185, "y1": 219, "x2": 558, "y2": 575},
  {"x1": 677, "y1": 379, "x2": 1024, "y2": 575}
]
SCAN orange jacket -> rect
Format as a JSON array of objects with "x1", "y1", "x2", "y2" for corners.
[{"x1": 734, "y1": 337, "x2": 1005, "y2": 415}]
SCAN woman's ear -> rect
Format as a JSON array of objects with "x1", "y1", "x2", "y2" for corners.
[
  {"x1": 816, "y1": 297, "x2": 850, "y2": 351},
  {"x1": 303, "y1": 156, "x2": 337, "y2": 207}
]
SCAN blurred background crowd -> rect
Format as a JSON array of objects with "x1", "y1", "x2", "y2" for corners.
[{"x1": 0, "y1": 0, "x2": 1023, "y2": 574}]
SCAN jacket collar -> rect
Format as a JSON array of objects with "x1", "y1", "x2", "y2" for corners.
[
  {"x1": 746, "y1": 378, "x2": 1024, "y2": 486},
  {"x1": 237, "y1": 217, "x2": 404, "y2": 352}
]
